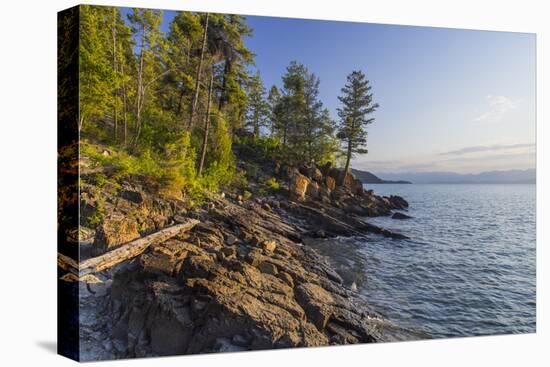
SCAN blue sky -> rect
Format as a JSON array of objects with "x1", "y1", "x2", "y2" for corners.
[
  {"x1": 244, "y1": 16, "x2": 536, "y2": 174},
  {"x1": 125, "y1": 8, "x2": 536, "y2": 174}
]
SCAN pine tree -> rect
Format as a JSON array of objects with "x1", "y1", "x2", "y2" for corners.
[
  {"x1": 277, "y1": 61, "x2": 307, "y2": 159},
  {"x1": 336, "y1": 70, "x2": 379, "y2": 183},
  {"x1": 274, "y1": 61, "x2": 337, "y2": 165},
  {"x1": 245, "y1": 73, "x2": 269, "y2": 138},
  {"x1": 207, "y1": 14, "x2": 253, "y2": 133},
  {"x1": 79, "y1": 5, "x2": 115, "y2": 133},
  {"x1": 165, "y1": 12, "x2": 203, "y2": 124},
  {"x1": 127, "y1": 8, "x2": 167, "y2": 148},
  {"x1": 198, "y1": 67, "x2": 215, "y2": 176},
  {"x1": 209, "y1": 15, "x2": 253, "y2": 113},
  {"x1": 188, "y1": 13, "x2": 209, "y2": 130},
  {"x1": 266, "y1": 85, "x2": 281, "y2": 136},
  {"x1": 106, "y1": 7, "x2": 133, "y2": 144}
]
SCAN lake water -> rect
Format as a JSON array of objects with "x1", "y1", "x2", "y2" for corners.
[{"x1": 315, "y1": 184, "x2": 536, "y2": 339}]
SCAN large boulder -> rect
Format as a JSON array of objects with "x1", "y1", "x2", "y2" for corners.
[
  {"x1": 306, "y1": 181, "x2": 321, "y2": 200},
  {"x1": 307, "y1": 167, "x2": 324, "y2": 182},
  {"x1": 94, "y1": 214, "x2": 140, "y2": 252},
  {"x1": 289, "y1": 171, "x2": 310, "y2": 201},
  {"x1": 325, "y1": 176, "x2": 336, "y2": 193},
  {"x1": 295, "y1": 283, "x2": 334, "y2": 331},
  {"x1": 388, "y1": 195, "x2": 409, "y2": 209},
  {"x1": 342, "y1": 172, "x2": 364, "y2": 195}
]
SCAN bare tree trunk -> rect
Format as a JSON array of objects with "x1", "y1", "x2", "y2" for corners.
[
  {"x1": 121, "y1": 61, "x2": 128, "y2": 147},
  {"x1": 341, "y1": 138, "x2": 352, "y2": 186},
  {"x1": 176, "y1": 87, "x2": 186, "y2": 118},
  {"x1": 188, "y1": 13, "x2": 209, "y2": 130},
  {"x1": 133, "y1": 24, "x2": 146, "y2": 147},
  {"x1": 176, "y1": 41, "x2": 192, "y2": 119},
  {"x1": 218, "y1": 58, "x2": 231, "y2": 111},
  {"x1": 111, "y1": 9, "x2": 118, "y2": 142},
  {"x1": 198, "y1": 69, "x2": 214, "y2": 176}
]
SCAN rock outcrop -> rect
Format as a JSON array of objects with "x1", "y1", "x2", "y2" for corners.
[
  {"x1": 94, "y1": 214, "x2": 140, "y2": 252},
  {"x1": 285, "y1": 163, "x2": 409, "y2": 218},
  {"x1": 62, "y1": 154, "x2": 411, "y2": 360},
  {"x1": 77, "y1": 179, "x2": 188, "y2": 257},
  {"x1": 72, "y1": 196, "x2": 388, "y2": 360}
]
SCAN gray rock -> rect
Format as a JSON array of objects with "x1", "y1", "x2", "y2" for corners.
[{"x1": 392, "y1": 212, "x2": 412, "y2": 220}]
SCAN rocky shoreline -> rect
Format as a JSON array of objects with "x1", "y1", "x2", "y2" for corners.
[{"x1": 61, "y1": 160, "x2": 411, "y2": 360}]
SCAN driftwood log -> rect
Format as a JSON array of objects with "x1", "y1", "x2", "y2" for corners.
[{"x1": 58, "y1": 219, "x2": 199, "y2": 277}]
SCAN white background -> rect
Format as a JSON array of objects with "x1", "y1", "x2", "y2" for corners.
[{"x1": 0, "y1": 0, "x2": 547, "y2": 365}]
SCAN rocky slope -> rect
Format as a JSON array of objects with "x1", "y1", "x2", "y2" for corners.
[{"x1": 61, "y1": 158, "x2": 410, "y2": 360}]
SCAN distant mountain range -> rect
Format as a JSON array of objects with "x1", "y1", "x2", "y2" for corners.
[
  {"x1": 351, "y1": 169, "x2": 412, "y2": 184},
  {"x1": 366, "y1": 168, "x2": 536, "y2": 184}
]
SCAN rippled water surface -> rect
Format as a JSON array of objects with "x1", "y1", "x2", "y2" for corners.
[{"x1": 316, "y1": 184, "x2": 536, "y2": 338}]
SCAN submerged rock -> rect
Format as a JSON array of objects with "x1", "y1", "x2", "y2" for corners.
[{"x1": 392, "y1": 212, "x2": 412, "y2": 220}]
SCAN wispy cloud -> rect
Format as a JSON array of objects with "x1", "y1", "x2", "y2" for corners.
[
  {"x1": 355, "y1": 143, "x2": 535, "y2": 174},
  {"x1": 473, "y1": 95, "x2": 517, "y2": 122},
  {"x1": 439, "y1": 143, "x2": 535, "y2": 156}
]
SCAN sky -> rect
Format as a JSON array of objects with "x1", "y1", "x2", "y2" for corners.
[{"x1": 126, "y1": 8, "x2": 536, "y2": 175}]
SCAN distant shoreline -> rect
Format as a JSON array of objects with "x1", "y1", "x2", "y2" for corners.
[
  {"x1": 367, "y1": 182, "x2": 536, "y2": 185},
  {"x1": 354, "y1": 168, "x2": 535, "y2": 185}
]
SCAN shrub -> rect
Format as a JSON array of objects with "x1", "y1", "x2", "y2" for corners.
[
  {"x1": 87, "y1": 197, "x2": 105, "y2": 227},
  {"x1": 243, "y1": 190, "x2": 253, "y2": 201},
  {"x1": 259, "y1": 176, "x2": 280, "y2": 194}
]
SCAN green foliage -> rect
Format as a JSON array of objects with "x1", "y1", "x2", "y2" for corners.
[
  {"x1": 267, "y1": 85, "x2": 281, "y2": 135},
  {"x1": 234, "y1": 134, "x2": 281, "y2": 159},
  {"x1": 336, "y1": 70, "x2": 379, "y2": 172},
  {"x1": 242, "y1": 190, "x2": 253, "y2": 201},
  {"x1": 200, "y1": 115, "x2": 238, "y2": 191},
  {"x1": 89, "y1": 173, "x2": 121, "y2": 193},
  {"x1": 79, "y1": 5, "x2": 133, "y2": 140},
  {"x1": 88, "y1": 197, "x2": 105, "y2": 227},
  {"x1": 78, "y1": 6, "x2": 254, "y2": 204},
  {"x1": 75, "y1": 5, "x2": 378, "y2": 205},
  {"x1": 81, "y1": 138, "x2": 199, "y2": 197},
  {"x1": 259, "y1": 177, "x2": 280, "y2": 194},
  {"x1": 245, "y1": 72, "x2": 270, "y2": 137},
  {"x1": 270, "y1": 61, "x2": 338, "y2": 166}
]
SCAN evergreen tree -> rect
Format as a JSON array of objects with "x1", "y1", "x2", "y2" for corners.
[
  {"x1": 274, "y1": 61, "x2": 337, "y2": 165},
  {"x1": 79, "y1": 5, "x2": 115, "y2": 133},
  {"x1": 266, "y1": 85, "x2": 281, "y2": 136},
  {"x1": 187, "y1": 13, "x2": 210, "y2": 130},
  {"x1": 127, "y1": 8, "x2": 167, "y2": 148},
  {"x1": 107, "y1": 7, "x2": 133, "y2": 144},
  {"x1": 245, "y1": 73, "x2": 269, "y2": 138},
  {"x1": 207, "y1": 14, "x2": 254, "y2": 133},
  {"x1": 303, "y1": 73, "x2": 337, "y2": 163},
  {"x1": 165, "y1": 12, "x2": 203, "y2": 124},
  {"x1": 79, "y1": 6, "x2": 133, "y2": 144},
  {"x1": 277, "y1": 61, "x2": 307, "y2": 158},
  {"x1": 336, "y1": 70, "x2": 379, "y2": 183},
  {"x1": 76, "y1": 5, "x2": 369, "y2": 199}
]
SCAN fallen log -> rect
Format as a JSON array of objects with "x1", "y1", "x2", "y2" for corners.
[
  {"x1": 58, "y1": 218, "x2": 199, "y2": 277},
  {"x1": 58, "y1": 253, "x2": 80, "y2": 275}
]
